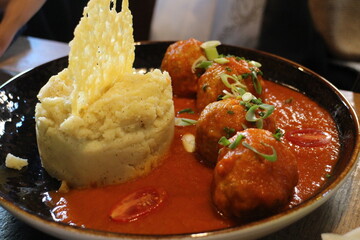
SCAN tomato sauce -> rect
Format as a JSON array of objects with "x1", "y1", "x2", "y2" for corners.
[{"x1": 43, "y1": 80, "x2": 340, "y2": 234}]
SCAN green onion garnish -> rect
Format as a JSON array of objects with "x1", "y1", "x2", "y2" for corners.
[
  {"x1": 227, "y1": 110, "x2": 235, "y2": 115},
  {"x1": 242, "y1": 142, "x2": 277, "y2": 162},
  {"x1": 219, "y1": 73, "x2": 248, "y2": 99},
  {"x1": 251, "y1": 98, "x2": 263, "y2": 105},
  {"x1": 241, "y1": 92, "x2": 255, "y2": 102},
  {"x1": 201, "y1": 40, "x2": 221, "y2": 60},
  {"x1": 225, "y1": 67, "x2": 232, "y2": 72},
  {"x1": 195, "y1": 60, "x2": 213, "y2": 69},
  {"x1": 250, "y1": 69, "x2": 262, "y2": 95},
  {"x1": 220, "y1": 73, "x2": 236, "y2": 88},
  {"x1": 245, "y1": 104, "x2": 274, "y2": 122},
  {"x1": 191, "y1": 56, "x2": 207, "y2": 73},
  {"x1": 218, "y1": 136, "x2": 231, "y2": 147},
  {"x1": 256, "y1": 118, "x2": 264, "y2": 129},
  {"x1": 178, "y1": 108, "x2": 195, "y2": 114},
  {"x1": 228, "y1": 134, "x2": 246, "y2": 149},
  {"x1": 258, "y1": 104, "x2": 275, "y2": 119},
  {"x1": 273, "y1": 128, "x2": 284, "y2": 141},
  {"x1": 175, "y1": 118, "x2": 197, "y2": 126},
  {"x1": 214, "y1": 58, "x2": 230, "y2": 64},
  {"x1": 223, "y1": 127, "x2": 236, "y2": 138},
  {"x1": 249, "y1": 60, "x2": 262, "y2": 68}
]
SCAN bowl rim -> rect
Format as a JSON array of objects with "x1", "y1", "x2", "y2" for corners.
[{"x1": 1, "y1": 41, "x2": 360, "y2": 239}]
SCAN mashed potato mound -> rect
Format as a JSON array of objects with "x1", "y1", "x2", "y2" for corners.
[
  {"x1": 36, "y1": 69, "x2": 174, "y2": 188},
  {"x1": 35, "y1": 0, "x2": 174, "y2": 188}
]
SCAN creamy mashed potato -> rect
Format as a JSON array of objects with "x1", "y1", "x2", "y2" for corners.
[
  {"x1": 36, "y1": 70, "x2": 174, "y2": 188},
  {"x1": 35, "y1": 0, "x2": 174, "y2": 188}
]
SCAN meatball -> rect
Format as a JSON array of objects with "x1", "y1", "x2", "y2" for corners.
[
  {"x1": 212, "y1": 128, "x2": 298, "y2": 221},
  {"x1": 161, "y1": 38, "x2": 205, "y2": 97},
  {"x1": 196, "y1": 57, "x2": 265, "y2": 111},
  {"x1": 195, "y1": 99, "x2": 275, "y2": 165}
]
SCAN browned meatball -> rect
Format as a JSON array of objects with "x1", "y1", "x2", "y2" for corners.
[
  {"x1": 195, "y1": 99, "x2": 275, "y2": 165},
  {"x1": 196, "y1": 57, "x2": 265, "y2": 111},
  {"x1": 212, "y1": 128, "x2": 298, "y2": 221},
  {"x1": 161, "y1": 38, "x2": 205, "y2": 97}
]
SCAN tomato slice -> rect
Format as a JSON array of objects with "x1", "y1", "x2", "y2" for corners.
[
  {"x1": 285, "y1": 128, "x2": 331, "y2": 147},
  {"x1": 110, "y1": 187, "x2": 166, "y2": 223}
]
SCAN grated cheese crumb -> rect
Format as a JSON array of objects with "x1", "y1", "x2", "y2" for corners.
[{"x1": 5, "y1": 153, "x2": 28, "y2": 170}]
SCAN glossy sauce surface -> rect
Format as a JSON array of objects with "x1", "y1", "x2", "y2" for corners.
[{"x1": 44, "y1": 80, "x2": 340, "y2": 234}]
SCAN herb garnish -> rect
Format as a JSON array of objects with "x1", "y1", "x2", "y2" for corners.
[
  {"x1": 178, "y1": 108, "x2": 195, "y2": 114},
  {"x1": 223, "y1": 127, "x2": 236, "y2": 138},
  {"x1": 273, "y1": 128, "x2": 284, "y2": 141},
  {"x1": 242, "y1": 142, "x2": 277, "y2": 162},
  {"x1": 175, "y1": 118, "x2": 197, "y2": 126}
]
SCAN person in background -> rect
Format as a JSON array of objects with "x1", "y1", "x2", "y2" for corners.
[
  {"x1": 0, "y1": 0, "x2": 358, "y2": 91},
  {"x1": 150, "y1": 0, "x2": 266, "y2": 49},
  {"x1": 0, "y1": 0, "x2": 46, "y2": 57},
  {"x1": 0, "y1": 0, "x2": 155, "y2": 57},
  {"x1": 150, "y1": 0, "x2": 360, "y2": 91}
]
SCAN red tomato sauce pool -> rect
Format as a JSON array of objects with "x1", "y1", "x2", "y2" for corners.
[{"x1": 43, "y1": 80, "x2": 340, "y2": 234}]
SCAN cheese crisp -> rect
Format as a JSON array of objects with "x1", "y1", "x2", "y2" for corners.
[
  {"x1": 35, "y1": 0, "x2": 174, "y2": 188},
  {"x1": 69, "y1": 0, "x2": 134, "y2": 114}
]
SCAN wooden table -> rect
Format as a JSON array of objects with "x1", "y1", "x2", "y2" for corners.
[{"x1": 0, "y1": 37, "x2": 359, "y2": 240}]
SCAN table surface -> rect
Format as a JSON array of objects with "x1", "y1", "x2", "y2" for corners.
[{"x1": 0, "y1": 36, "x2": 359, "y2": 240}]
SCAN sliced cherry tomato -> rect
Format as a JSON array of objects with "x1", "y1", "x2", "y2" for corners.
[
  {"x1": 110, "y1": 187, "x2": 166, "y2": 223},
  {"x1": 285, "y1": 128, "x2": 331, "y2": 147}
]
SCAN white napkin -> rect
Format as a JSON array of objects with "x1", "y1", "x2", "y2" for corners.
[{"x1": 322, "y1": 227, "x2": 360, "y2": 240}]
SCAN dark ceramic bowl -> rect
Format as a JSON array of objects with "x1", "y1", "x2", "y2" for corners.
[{"x1": 0, "y1": 42, "x2": 359, "y2": 240}]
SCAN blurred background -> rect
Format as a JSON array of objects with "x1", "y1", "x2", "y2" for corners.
[{"x1": 0, "y1": 0, "x2": 359, "y2": 92}]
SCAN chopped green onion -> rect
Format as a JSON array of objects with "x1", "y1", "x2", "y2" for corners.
[
  {"x1": 242, "y1": 92, "x2": 255, "y2": 102},
  {"x1": 242, "y1": 142, "x2": 277, "y2": 162},
  {"x1": 175, "y1": 118, "x2": 197, "y2": 126},
  {"x1": 225, "y1": 67, "x2": 232, "y2": 72},
  {"x1": 248, "y1": 60, "x2": 262, "y2": 68},
  {"x1": 235, "y1": 87, "x2": 247, "y2": 96},
  {"x1": 220, "y1": 74, "x2": 236, "y2": 88},
  {"x1": 241, "y1": 72, "x2": 250, "y2": 79},
  {"x1": 214, "y1": 58, "x2": 230, "y2": 64},
  {"x1": 191, "y1": 56, "x2": 208, "y2": 72},
  {"x1": 223, "y1": 127, "x2": 236, "y2": 138},
  {"x1": 218, "y1": 136, "x2": 231, "y2": 147},
  {"x1": 251, "y1": 70, "x2": 262, "y2": 94},
  {"x1": 219, "y1": 73, "x2": 248, "y2": 99},
  {"x1": 256, "y1": 118, "x2": 264, "y2": 129},
  {"x1": 273, "y1": 128, "x2": 284, "y2": 141},
  {"x1": 245, "y1": 104, "x2": 274, "y2": 122},
  {"x1": 195, "y1": 60, "x2": 213, "y2": 69},
  {"x1": 178, "y1": 108, "x2": 195, "y2": 114},
  {"x1": 227, "y1": 110, "x2": 235, "y2": 115},
  {"x1": 201, "y1": 40, "x2": 221, "y2": 49},
  {"x1": 201, "y1": 40, "x2": 221, "y2": 60},
  {"x1": 251, "y1": 98, "x2": 263, "y2": 105},
  {"x1": 245, "y1": 105, "x2": 261, "y2": 122},
  {"x1": 259, "y1": 104, "x2": 275, "y2": 119},
  {"x1": 229, "y1": 134, "x2": 246, "y2": 149}
]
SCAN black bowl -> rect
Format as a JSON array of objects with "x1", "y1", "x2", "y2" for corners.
[{"x1": 0, "y1": 42, "x2": 359, "y2": 240}]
